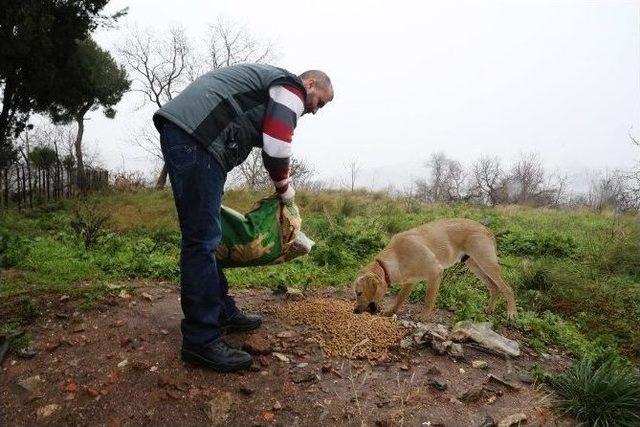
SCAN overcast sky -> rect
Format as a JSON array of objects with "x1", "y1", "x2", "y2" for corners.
[{"x1": 88, "y1": 0, "x2": 640, "y2": 191}]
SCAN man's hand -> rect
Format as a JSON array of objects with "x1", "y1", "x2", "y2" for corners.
[{"x1": 280, "y1": 185, "x2": 295, "y2": 206}]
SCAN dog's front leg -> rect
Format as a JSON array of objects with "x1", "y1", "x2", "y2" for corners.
[
  {"x1": 383, "y1": 282, "x2": 414, "y2": 316},
  {"x1": 416, "y1": 270, "x2": 443, "y2": 322}
]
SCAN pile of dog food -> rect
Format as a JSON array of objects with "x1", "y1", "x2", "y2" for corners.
[{"x1": 277, "y1": 298, "x2": 404, "y2": 360}]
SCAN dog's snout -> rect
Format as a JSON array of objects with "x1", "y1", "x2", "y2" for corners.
[{"x1": 367, "y1": 302, "x2": 378, "y2": 314}]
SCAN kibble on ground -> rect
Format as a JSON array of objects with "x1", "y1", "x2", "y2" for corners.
[{"x1": 276, "y1": 298, "x2": 404, "y2": 360}]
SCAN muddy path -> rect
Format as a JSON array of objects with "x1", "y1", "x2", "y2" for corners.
[{"x1": 1, "y1": 284, "x2": 571, "y2": 426}]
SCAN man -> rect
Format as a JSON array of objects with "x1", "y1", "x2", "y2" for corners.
[{"x1": 153, "y1": 64, "x2": 333, "y2": 372}]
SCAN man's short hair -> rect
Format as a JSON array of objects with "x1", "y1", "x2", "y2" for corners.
[{"x1": 299, "y1": 70, "x2": 332, "y2": 90}]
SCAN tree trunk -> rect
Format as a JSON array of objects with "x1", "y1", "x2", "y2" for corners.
[
  {"x1": 155, "y1": 162, "x2": 169, "y2": 189},
  {"x1": 74, "y1": 106, "x2": 91, "y2": 194}
]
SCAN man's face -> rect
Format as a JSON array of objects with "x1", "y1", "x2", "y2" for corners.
[{"x1": 302, "y1": 79, "x2": 333, "y2": 115}]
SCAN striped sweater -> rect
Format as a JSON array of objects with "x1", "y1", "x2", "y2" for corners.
[{"x1": 262, "y1": 84, "x2": 305, "y2": 201}]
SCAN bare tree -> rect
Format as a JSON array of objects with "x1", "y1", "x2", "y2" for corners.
[
  {"x1": 119, "y1": 20, "x2": 277, "y2": 189},
  {"x1": 118, "y1": 25, "x2": 192, "y2": 188},
  {"x1": 415, "y1": 152, "x2": 467, "y2": 202},
  {"x1": 471, "y1": 155, "x2": 508, "y2": 205},
  {"x1": 343, "y1": 159, "x2": 361, "y2": 192},
  {"x1": 509, "y1": 152, "x2": 546, "y2": 205},
  {"x1": 290, "y1": 157, "x2": 316, "y2": 189}
]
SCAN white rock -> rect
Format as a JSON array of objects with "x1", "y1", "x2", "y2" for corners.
[
  {"x1": 272, "y1": 352, "x2": 290, "y2": 363},
  {"x1": 37, "y1": 404, "x2": 60, "y2": 419}
]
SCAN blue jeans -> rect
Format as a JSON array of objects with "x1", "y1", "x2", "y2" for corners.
[{"x1": 160, "y1": 122, "x2": 239, "y2": 349}]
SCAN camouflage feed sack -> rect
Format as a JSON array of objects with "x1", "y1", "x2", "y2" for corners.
[{"x1": 215, "y1": 196, "x2": 314, "y2": 268}]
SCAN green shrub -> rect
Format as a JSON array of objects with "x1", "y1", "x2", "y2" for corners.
[
  {"x1": 498, "y1": 229, "x2": 576, "y2": 257},
  {"x1": 549, "y1": 353, "x2": 640, "y2": 426}
]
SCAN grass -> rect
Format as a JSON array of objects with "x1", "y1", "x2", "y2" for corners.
[
  {"x1": 1, "y1": 188, "x2": 639, "y2": 364},
  {"x1": 548, "y1": 353, "x2": 640, "y2": 426}
]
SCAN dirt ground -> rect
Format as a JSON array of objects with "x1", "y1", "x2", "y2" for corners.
[{"x1": 1, "y1": 283, "x2": 573, "y2": 426}]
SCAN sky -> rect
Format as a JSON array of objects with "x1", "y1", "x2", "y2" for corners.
[{"x1": 87, "y1": 0, "x2": 640, "y2": 192}]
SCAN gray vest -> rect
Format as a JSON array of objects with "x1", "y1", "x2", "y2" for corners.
[{"x1": 153, "y1": 64, "x2": 304, "y2": 172}]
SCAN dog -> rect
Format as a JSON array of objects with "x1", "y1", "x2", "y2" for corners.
[{"x1": 352, "y1": 218, "x2": 517, "y2": 321}]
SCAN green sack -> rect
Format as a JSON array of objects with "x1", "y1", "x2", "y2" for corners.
[{"x1": 215, "y1": 196, "x2": 312, "y2": 268}]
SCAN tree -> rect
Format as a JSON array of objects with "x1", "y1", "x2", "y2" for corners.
[
  {"x1": 415, "y1": 153, "x2": 467, "y2": 202},
  {"x1": 47, "y1": 38, "x2": 130, "y2": 192},
  {"x1": 118, "y1": 19, "x2": 276, "y2": 188},
  {"x1": 471, "y1": 155, "x2": 508, "y2": 205},
  {"x1": 0, "y1": 0, "x2": 125, "y2": 168},
  {"x1": 509, "y1": 153, "x2": 545, "y2": 205}
]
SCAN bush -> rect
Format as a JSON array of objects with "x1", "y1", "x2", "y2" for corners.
[
  {"x1": 549, "y1": 353, "x2": 640, "y2": 426},
  {"x1": 498, "y1": 229, "x2": 576, "y2": 257},
  {"x1": 70, "y1": 202, "x2": 110, "y2": 248}
]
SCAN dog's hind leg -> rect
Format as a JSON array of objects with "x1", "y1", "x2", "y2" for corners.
[
  {"x1": 383, "y1": 282, "x2": 415, "y2": 316},
  {"x1": 466, "y1": 258, "x2": 499, "y2": 313},
  {"x1": 467, "y1": 242, "x2": 518, "y2": 319}
]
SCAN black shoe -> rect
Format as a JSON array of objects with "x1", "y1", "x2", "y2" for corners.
[
  {"x1": 220, "y1": 311, "x2": 262, "y2": 333},
  {"x1": 181, "y1": 339, "x2": 253, "y2": 372}
]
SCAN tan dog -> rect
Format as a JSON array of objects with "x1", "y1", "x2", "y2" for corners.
[{"x1": 352, "y1": 218, "x2": 517, "y2": 321}]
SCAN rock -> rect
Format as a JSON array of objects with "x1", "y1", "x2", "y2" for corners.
[
  {"x1": 427, "y1": 379, "x2": 447, "y2": 391},
  {"x1": 497, "y1": 413, "x2": 527, "y2": 427},
  {"x1": 73, "y1": 325, "x2": 86, "y2": 333},
  {"x1": 60, "y1": 295, "x2": 70, "y2": 302},
  {"x1": 291, "y1": 371, "x2": 316, "y2": 384},
  {"x1": 86, "y1": 387, "x2": 100, "y2": 398},
  {"x1": 449, "y1": 397, "x2": 463, "y2": 405},
  {"x1": 478, "y1": 414, "x2": 497, "y2": 427},
  {"x1": 451, "y1": 321, "x2": 520, "y2": 357},
  {"x1": 149, "y1": 366, "x2": 158, "y2": 372},
  {"x1": 272, "y1": 352, "x2": 290, "y2": 363},
  {"x1": 17, "y1": 375, "x2": 44, "y2": 395},
  {"x1": 64, "y1": 381, "x2": 78, "y2": 393},
  {"x1": 204, "y1": 392, "x2": 235, "y2": 426},
  {"x1": 425, "y1": 365, "x2": 441, "y2": 375},
  {"x1": 447, "y1": 343, "x2": 464, "y2": 358},
  {"x1": 400, "y1": 337, "x2": 414, "y2": 349},
  {"x1": 273, "y1": 400, "x2": 282, "y2": 410},
  {"x1": 285, "y1": 288, "x2": 304, "y2": 301},
  {"x1": 276, "y1": 331, "x2": 296, "y2": 339},
  {"x1": 487, "y1": 374, "x2": 522, "y2": 391},
  {"x1": 296, "y1": 363, "x2": 309, "y2": 368},
  {"x1": 400, "y1": 364, "x2": 410, "y2": 371},
  {"x1": 262, "y1": 412, "x2": 276, "y2": 422},
  {"x1": 472, "y1": 360, "x2": 489, "y2": 369},
  {"x1": 243, "y1": 335, "x2": 272, "y2": 355},
  {"x1": 37, "y1": 404, "x2": 60, "y2": 420},
  {"x1": 117, "y1": 359, "x2": 128, "y2": 368},
  {"x1": 431, "y1": 340, "x2": 449, "y2": 355},
  {"x1": 459, "y1": 385, "x2": 485, "y2": 403},
  {"x1": 118, "y1": 290, "x2": 131, "y2": 299},
  {"x1": 141, "y1": 292, "x2": 154, "y2": 301},
  {"x1": 160, "y1": 329, "x2": 169, "y2": 335},
  {"x1": 239, "y1": 385, "x2": 255, "y2": 395}
]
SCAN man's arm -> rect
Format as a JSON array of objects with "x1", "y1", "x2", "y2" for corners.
[{"x1": 262, "y1": 84, "x2": 305, "y2": 202}]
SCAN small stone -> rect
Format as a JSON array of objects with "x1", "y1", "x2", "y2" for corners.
[
  {"x1": 64, "y1": 381, "x2": 78, "y2": 393},
  {"x1": 17, "y1": 348, "x2": 37, "y2": 359},
  {"x1": 486, "y1": 395, "x2": 497, "y2": 405},
  {"x1": 497, "y1": 413, "x2": 527, "y2": 427},
  {"x1": 150, "y1": 366, "x2": 158, "y2": 372},
  {"x1": 262, "y1": 412, "x2": 276, "y2": 422},
  {"x1": 400, "y1": 337, "x2": 413, "y2": 349},
  {"x1": 243, "y1": 335, "x2": 272, "y2": 355},
  {"x1": 276, "y1": 330, "x2": 296, "y2": 339},
  {"x1": 273, "y1": 400, "x2": 282, "y2": 410},
  {"x1": 296, "y1": 363, "x2": 309, "y2": 368},
  {"x1": 472, "y1": 360, "x2": 489, "y2": 369},
  {"x1": 272, "y1": 352, "x2": 290, "y2": 363},
  {"x1": 160, "y1": 329, "x2": 169, "y2": 335},
  {"x1": 449, "y1": 397, "x2": 463, "y2": 405},
  {"x1": 427, "y1": 379, "x2": 447, "y2": 391},
  {"x1": 86, "y1": 387, "x2": 100, "y2": 398},
  {"x1": 399, "y1": 364, "x2": 409, "y2": 371},
  {"x1": 459, "y1": 368, "x2": 466, "y2": 374},
  {"x1": 291, "y1": 371, "x2": 316, "y2": 384},
  {"x1": 459, "y1": 385, "x2": 485, "y2": 403},
  {"x1": 239, "y1": 385, "x2": 255, "y2": 395},
  {"x1": 141, "y1": 292, "x2": 154, "y2": 301},
  {"x1": 17, "y1": 375, "x2": 44, "y2": 394},
  {"x1": 447, "y1": 343, "x2": 464, "y2": 358},
  {"x1": 425, "y1": 365, "x2": 441, "y2": 375},
  {"x1": 118, "y1": 290, "x2": 131, "y2": 299},
  {"x1": 117, "y1": 359, "x2": 128, "y2": 368},
  {"x1": 285, "y1": 288, "x2": 304, "y2": 301},
  {"x1": 60, "y1": 295, "x2": 70, "y2": 302},
  {"x1": 478, "y1": 414, "x2": 497, "y2": 427},
  {"x1": 73, "y1": 325, "x2": 86, "y2": 333},
  {"x1": 37, "y1": 404, "x2": 61, "y2": 419}
]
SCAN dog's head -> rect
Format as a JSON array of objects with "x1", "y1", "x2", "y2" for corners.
[{"x1": 352, "y1": 272, "x2": 386, "y2": 314}]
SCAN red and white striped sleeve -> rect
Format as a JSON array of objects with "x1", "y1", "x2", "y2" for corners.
[{"x1": 262, "y1": 84, "x2": 305, "y2": 202}]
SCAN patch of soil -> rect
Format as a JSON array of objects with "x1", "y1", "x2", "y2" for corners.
[{"x1": 1, "y1": 284, "x2": 572, "y2": 426}]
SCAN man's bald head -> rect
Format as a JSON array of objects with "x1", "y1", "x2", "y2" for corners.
[{"x1": 298, "y1": 70, "x2": 333, "y2": 115}]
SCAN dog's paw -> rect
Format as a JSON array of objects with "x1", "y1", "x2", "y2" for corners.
[
  {"x1": 506, "y1": 311, "x2": 517, "y2": 321},
  {"x1": 415, "y1": 311, "x2": 433, "y2": 323}
]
